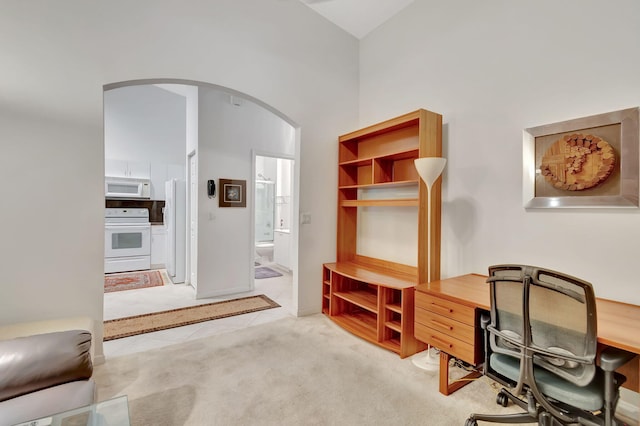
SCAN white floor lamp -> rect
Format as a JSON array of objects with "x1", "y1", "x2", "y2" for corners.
[{"x1": 411, "y1": 157, "x2": 447, "y2": 371}]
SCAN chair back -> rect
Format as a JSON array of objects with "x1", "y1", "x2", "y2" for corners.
[{"x1": 487, "y1": 265, "x2": 598, "y2": 387}]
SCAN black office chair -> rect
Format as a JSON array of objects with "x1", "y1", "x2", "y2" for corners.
[{"x1": 466, "y1": 264, "x2": 634, "y2": 426}]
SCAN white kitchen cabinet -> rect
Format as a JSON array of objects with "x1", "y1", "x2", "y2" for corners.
[
  {"x1": 151, "y1": 225, "x2": 167, "y2": 268},
  {"x1": 273, "y1": 230, "x2": 291, "y2": 270},
  {"x1": 128, "y1": 160, "x2": 151, "y2": 179},
  {"x1": 150, "y1": 163, "x2": 168, "y2": 200},
  {"x1": 105, "y1": 159, "x2": 150, "y2": 179},
  {"x1": 150, "y1": 162, "x2": 185, "y2": 200}
]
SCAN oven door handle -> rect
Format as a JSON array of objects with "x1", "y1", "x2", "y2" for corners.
[{"x1": 105, "y1": 224, "x2": 151, "y2": 230}]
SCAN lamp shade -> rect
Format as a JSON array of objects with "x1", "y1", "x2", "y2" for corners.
[{"x1": 414, "y1": 157, "x2": 447, "y2": 189}]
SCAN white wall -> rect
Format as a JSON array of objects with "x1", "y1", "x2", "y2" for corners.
[
  {"x1": 186, "y1": 86, "x2": 199, "y2": 155},
  {"x1": 360, "y1": 0, "x2": 640, "y2": 304},
  {"x1": 196, "y1": 89, "x2": 296, "y2": 297},
  {"x1": 0, "y1": 0, "x2": 359, "y2": 360},
  {"x1": 104, "y1": 85, "x2": 186, "y2": 199}
]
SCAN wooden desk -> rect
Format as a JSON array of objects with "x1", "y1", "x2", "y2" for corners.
[{"x1": 415, "y1": 273, "x2": 640, "y2": 395}]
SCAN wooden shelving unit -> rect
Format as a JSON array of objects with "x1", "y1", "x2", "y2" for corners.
[{"x1": 323, "y1": 109, "x2": 443, "y2": 358}]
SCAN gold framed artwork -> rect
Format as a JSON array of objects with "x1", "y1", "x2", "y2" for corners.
[
  {"x1": 219, "y1": 179, "x2": 246, "y2": 208},
  {"x1": 523, "y1": 107, "x2": 639, "y2": 208}
]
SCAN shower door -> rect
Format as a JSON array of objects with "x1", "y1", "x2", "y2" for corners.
[{"x1": 255, "y1": 181, "x2": 275, "y2": 242}]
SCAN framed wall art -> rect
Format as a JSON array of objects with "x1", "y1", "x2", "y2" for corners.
[
  {"x1": 523, "y1": 107, "x2": 639, "y2": 208},
  {"x1": 219, "y1": 179, "x2": 246, "y2": 208}
]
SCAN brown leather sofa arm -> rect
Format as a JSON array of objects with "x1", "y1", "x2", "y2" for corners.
[{"x1": 0, "y1": 329, "x2": 93, "y2": 402}]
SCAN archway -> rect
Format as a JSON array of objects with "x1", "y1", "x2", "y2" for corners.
[{"x1": 102, "y1": 79, "x2": 301, "y2": 353}]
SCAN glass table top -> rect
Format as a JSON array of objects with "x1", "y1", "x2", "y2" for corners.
[{"x1": 15, "y1": 395, "x2": 130, "y2": 426}]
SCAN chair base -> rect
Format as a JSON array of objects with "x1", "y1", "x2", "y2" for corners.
[
  {"x1": 466, "y1": 388, "x2": 537, "y2": 425},
  {"x1": 466, "y1": 387, "x2": 625, "y2": 426}
]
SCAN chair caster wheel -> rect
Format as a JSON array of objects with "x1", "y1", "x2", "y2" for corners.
[
  {"x1": 465, "y1": 418, "x2": 478, "y2": 426},
  {"x1": 496, "y1": 391, "x2": 509, "y2": 407}
]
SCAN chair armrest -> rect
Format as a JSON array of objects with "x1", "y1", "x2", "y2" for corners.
[
  {"x1": 480, "y1": 313, "x2": 490, "y2": 330},
  {"x1": 599, "y1": 347, "x2": 636, "y2": 372}
]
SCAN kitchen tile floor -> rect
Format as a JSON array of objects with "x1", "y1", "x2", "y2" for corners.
[{"x1": 102, "y1": 263, "x2": 293, "y2": 359}]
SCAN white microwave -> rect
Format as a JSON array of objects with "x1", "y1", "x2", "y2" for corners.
[{"x1": 105, "y1": 177, "x2": 151, "y2": 199}]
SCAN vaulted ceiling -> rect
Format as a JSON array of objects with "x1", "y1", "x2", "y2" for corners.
[{"x1": 300, "y1": 0, "x2": 414, "y2": 39}]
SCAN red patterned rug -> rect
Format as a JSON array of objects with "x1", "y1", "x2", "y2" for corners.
[{"x1": 104, "y1": 270, "x2": 164, "y2": 293}]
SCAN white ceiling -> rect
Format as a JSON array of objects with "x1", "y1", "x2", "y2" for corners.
[{"x1": 300, "y1": 0, "x2": 415, "y2": 39}]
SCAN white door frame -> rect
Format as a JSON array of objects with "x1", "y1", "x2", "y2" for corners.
[{"x1": 187, "y1": 150, "x2": 198, "y2": 291}]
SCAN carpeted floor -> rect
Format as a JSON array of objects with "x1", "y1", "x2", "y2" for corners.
[
  {"x1": 255, "y1": 266, "x2": 283, "y2": 279},
  {"x1": 94, "y1": 315, "x2": 520, "y2": 425},
  {"x1": 103, "y1": 295, "x2": 279, "y2": 341},
  {"x1": 104, "y1": 270, "x2": 164, "y2": 293}
]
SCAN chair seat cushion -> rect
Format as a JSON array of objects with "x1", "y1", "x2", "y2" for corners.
[{"x1": 491, "y1": 353, "x2": 604, "y2": 411}]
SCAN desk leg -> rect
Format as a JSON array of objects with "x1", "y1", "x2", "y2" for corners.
[{"x1": 438, "y1": 351, "x2": 482, "y2": 396}]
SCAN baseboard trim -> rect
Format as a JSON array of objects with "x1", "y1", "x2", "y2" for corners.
[
  {"x1": 617, "y1": 397, "x2": 639, "y2": 425},
  {"x1": 296, "y1": 306, "x2": 321, "y2": 317},
  {"x1": 196, "y1": 286, "x2": 251, "y2": 299}
]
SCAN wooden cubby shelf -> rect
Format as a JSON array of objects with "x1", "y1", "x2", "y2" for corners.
[
  {"x1": 323, "y1": 108, "x2": 442, "y2": 359},
  {"x1": 323, "y1": 258, "x2": 427, "y2": 358}
]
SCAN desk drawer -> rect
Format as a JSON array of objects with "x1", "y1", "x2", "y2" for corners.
[
  {"x1": 415, "y1": 308, "x2": 475, "y2": 344},
  {"x1": 415, "y1": 323, "x2": 476, "y2": 364},
  {"x1": 415, "y1": 292, "x2": 475, "y2": 326}
]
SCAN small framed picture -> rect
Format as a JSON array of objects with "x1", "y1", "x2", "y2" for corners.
[{"x1": 219, "y1": 179, "x2": 246, "y2": 208}]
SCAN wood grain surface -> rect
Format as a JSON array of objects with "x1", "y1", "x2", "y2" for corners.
[{"x1": 540, "y1": 133, "x2": 615, "y2": 191}]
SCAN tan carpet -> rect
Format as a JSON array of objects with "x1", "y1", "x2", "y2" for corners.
[
  {"x1": 95, "y1": 315, "x2": 522, "y2": 425},
  {"x1": 103, "y1": 295, "x2": 280, "y2": 341},
  {"x1": 104, "y1": 270, "x2": 164, "y2": 293}
]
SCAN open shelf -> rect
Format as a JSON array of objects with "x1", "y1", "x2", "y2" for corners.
[
  {"x1": 341, "y1": 198, "x2": 418, "y2": 207},
  {"x1": 322, "y1": 266, "x2": 332, "y2": 316},
  {"x1": 333, "y1": 290, "x2": 378, "y2": 314},
  {"x1": 338, "y1": 148, "x2": 420, "y2": 167},
  {"x1": 332, "y1": 312, "x2": 378, "y2": 343},
  {"x1": 339, "y1": 158, "x2": 419, "y2": 187},
  {"x1": 385, "y1": 320, "x2": 402, "y2": 333},
  {"x1": 386, "y1": 303, "x2": 402, "y2": 314},
  {"x1": 380, "y1": 337, "x2": 401, "y2": 353},
  {"x1": 339, "y1": 179, "x2": 419, "y2": 190}
]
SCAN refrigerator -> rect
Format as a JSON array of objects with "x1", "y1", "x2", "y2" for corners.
[{"x1": 165, "y1": 179, "x2": 186, "y2": 283}]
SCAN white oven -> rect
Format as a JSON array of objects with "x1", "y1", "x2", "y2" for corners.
[{"x1": 105, "y1": 208, "x2": 151, "y2": 273}]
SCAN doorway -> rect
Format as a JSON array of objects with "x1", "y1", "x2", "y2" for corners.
[
  {"x1": 102, "y1": 80, "x2": 300, "y2": 345},
  {"x1": 254, "y1": 155, "x2": 295, "y2": 275}
]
